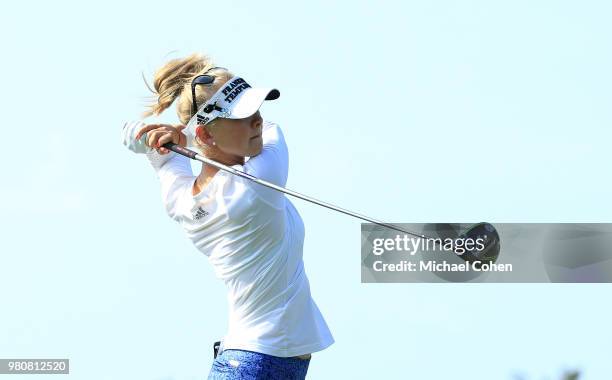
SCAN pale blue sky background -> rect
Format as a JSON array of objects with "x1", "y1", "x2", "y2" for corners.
[{"x1": 1, "y1": 0, "x2": 611, "y2": 379}]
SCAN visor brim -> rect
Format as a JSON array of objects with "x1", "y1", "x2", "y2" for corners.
[{"x1": 227, "y1": 87, "x2": 280, "y2": 119}]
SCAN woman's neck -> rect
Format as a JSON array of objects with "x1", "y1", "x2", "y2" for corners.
[
  {"x1": 192, "y1": 149, "x2": 245, "y2": 196},
  {"x1": 205, "y1": 147, "x2": 245, "y2": 167}
]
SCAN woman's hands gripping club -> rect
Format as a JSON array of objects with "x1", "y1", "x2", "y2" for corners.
[{"x1": 135, "y1": 124, "x2": 187, "y2": 155}]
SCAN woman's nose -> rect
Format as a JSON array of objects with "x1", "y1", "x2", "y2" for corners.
[{"x1": 251, "y1": 111, "x2": 263, "y2": 128}]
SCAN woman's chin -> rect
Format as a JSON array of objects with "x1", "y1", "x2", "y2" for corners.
[
  {"x1": 249, "y1": 141, "x2": 263, "y2": 156},
  {"x1": 249, "y1": 149, "x2": 263, "y2": 158}
]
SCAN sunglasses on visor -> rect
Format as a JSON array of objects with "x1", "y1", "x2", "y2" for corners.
[{"x1": 190, "y1": 67, "x2": 228, "y2": 116}]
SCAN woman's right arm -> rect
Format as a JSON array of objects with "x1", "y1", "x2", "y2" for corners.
[{"x1": 121, "y1": 121, "x2": 193, "y2": 221}]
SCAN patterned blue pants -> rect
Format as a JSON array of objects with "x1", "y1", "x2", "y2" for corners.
[{"x1": 207, "y1": 349, "x2": 311, "y2": 379}]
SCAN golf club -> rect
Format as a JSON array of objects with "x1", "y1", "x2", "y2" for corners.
[{"x1": 162, "y1": 142, "x2": 500, "y2": 261}]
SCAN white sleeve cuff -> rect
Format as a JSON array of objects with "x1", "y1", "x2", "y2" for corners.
[{"x1": 122, "y1": 120, "x2": 153, "y2": 154}]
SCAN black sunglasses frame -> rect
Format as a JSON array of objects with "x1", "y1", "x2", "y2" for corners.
[{"x1": 190, "y1": 67, "x2": 227, "y2": 117}]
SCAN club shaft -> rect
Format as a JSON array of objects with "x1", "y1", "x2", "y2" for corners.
[{"x1": 163, "y1": 143, "x2": 430, "y2": 239}]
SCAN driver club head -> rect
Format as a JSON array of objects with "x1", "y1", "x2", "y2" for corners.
[{"x1": 456, "y1": 222, "x2": 501, "y2": 264}]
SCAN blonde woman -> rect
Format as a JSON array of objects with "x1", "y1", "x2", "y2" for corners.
[{"x1": 121, "y1": 53, "x2": 334, "y2": 379}]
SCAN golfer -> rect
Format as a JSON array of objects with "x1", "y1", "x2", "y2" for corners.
[{"x1": 121, "y1": 53, "x2": 334, "y2": 379}]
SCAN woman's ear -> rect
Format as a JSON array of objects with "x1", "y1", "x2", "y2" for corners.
[{"x1": 195, "y1": 125, "x2": 215, "y2": 146}]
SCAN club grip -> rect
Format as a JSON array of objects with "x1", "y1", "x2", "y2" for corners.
[{"x1": 162, "y1": 142, "x2": 198, "y2": 159}]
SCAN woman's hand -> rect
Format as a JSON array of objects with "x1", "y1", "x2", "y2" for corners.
[{"x1": 135, "y1": 124, "x2": 187, "y2": 155}]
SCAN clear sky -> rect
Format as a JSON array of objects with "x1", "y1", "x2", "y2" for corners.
[{"x1": 1, "y1": 0, "x2": 611, "y2": 379}]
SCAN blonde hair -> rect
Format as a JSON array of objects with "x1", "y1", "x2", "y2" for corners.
[{"x1": 142, "y1": 53, "x2": 234, "y2": 148}]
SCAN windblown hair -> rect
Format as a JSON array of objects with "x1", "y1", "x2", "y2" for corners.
[{"x1": 142, "y1": 53, "x2": 234, "y2": 148}]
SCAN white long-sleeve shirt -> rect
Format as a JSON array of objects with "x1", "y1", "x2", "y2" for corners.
[{"x1": 121, "y1": 120, "x2": 334, "y2": 357}]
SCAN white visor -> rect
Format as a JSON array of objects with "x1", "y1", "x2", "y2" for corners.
[{"x1": 185, "y1": 76, "x2": 279, "y2": 137}]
